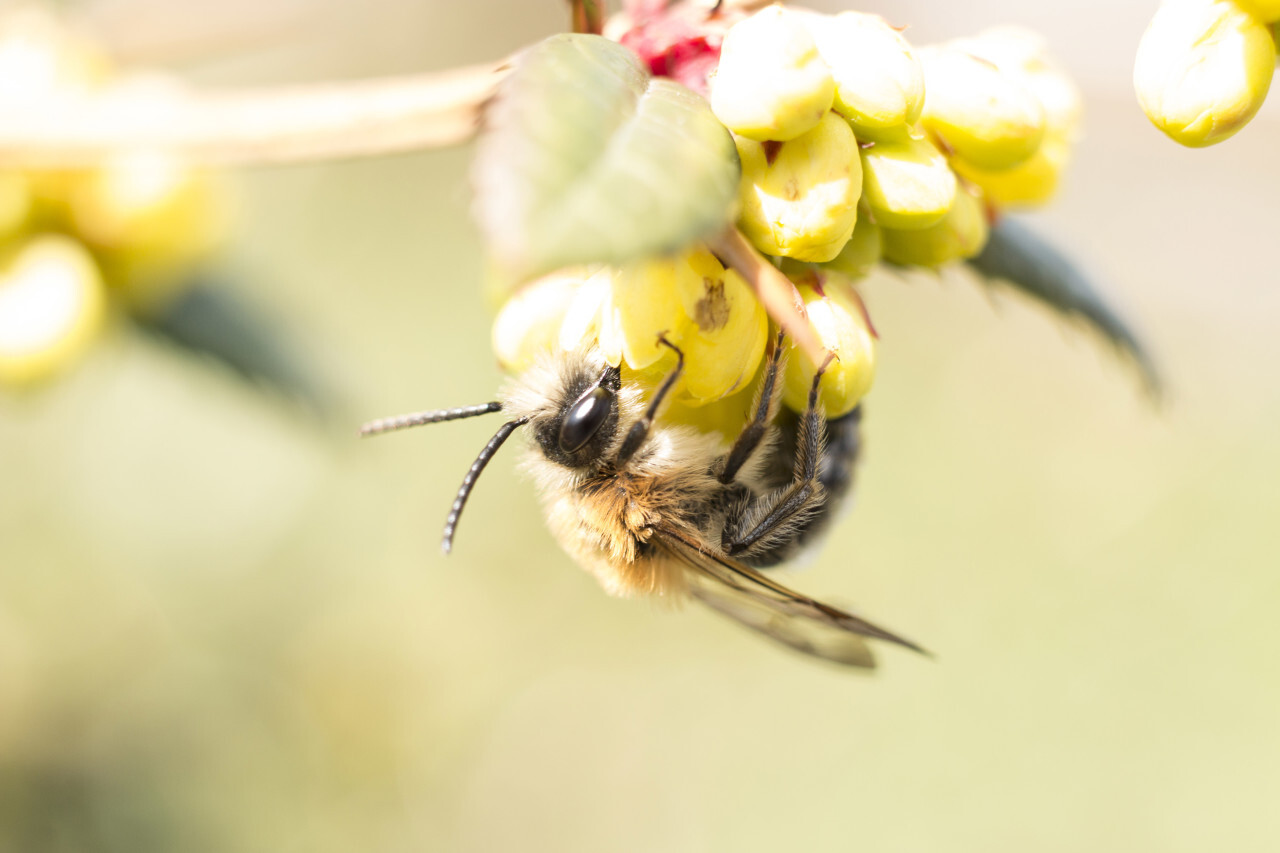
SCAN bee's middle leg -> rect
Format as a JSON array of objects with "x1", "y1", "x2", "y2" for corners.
[
  {"x1": 719, "y1": 330, "x2": 785, "y2": 484},
  {"x1": 721, "y1": 353, "x2": 834, "y2": 561}
]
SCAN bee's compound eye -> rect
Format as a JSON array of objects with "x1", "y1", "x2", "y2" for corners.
[{"x1": 559, "y1": 386, "x2": 612, "y2": 453}]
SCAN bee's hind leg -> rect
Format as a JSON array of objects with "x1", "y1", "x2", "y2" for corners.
[
  {"x1": 720, "y1": 353, "x2": 835, "y2": 564},
  {"x1": 719, "y1": 330, "x2": 785, "y2": 484},
  {"x1": 614, "y1": 335, "x2": 685, "y2": 466}
]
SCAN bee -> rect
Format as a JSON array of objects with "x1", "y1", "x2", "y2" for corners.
[{"x1": 360, "y1": 333, "x2": 925, "y2": 668}]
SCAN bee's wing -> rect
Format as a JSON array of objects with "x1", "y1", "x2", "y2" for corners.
[{"x1": 656, "y1": 528, "x2": 927, "y2": 669}]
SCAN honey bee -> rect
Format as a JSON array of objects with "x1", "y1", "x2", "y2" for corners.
[{"x1": 360, "y1": 334, "x2": 925, "y2": 668}]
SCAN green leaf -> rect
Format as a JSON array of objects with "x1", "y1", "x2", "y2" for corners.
[
  {"x1": 136, "y1": 280, "x2": 334, "y2": 416},
  {"x1": 473, "y1": 33, "x2": 740, "y2": 287},
  {"x1": 967, "y1": 217, "x2": 1161, "y2": 397}
]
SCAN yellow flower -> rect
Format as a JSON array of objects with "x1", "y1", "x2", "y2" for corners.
[
  {"x1": 858, "y1": 133, "x2": 956, "y2": 230},
  {"x1": 735, "y1": 112, "x2": 862, "y2": 262},
  {"x1": 1134, "y1": 0, "x2": 1275, "y2": 147},
  {"x1": 0, "y1": 236, "x2": 106, "y2": 387},
  {"x1": 711, "y1": 5, "x2": 835, "y2": 142},
  {"x1": 918, "y1": 46, "x2": 1046, "y2": 171},
  {"x1": 801, "y1": 11, "x2": 925, "y2": 142},
  {"x1": 782, "y1": 274, "x2": 876, "y2": 417},
  {"x1": 881, "y1": 183, "x2": 989, "y2": 268}
]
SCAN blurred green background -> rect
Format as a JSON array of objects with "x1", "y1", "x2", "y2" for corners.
[{"x1": 2, "y1": 0, "x2": 1279, "y2": 850}]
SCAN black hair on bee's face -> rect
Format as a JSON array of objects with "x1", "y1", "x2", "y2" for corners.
[{"x1": 534, "y1": 364, "x2": 621, "y2": 469}]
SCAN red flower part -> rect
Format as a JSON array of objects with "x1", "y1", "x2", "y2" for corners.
[{"x1": 615, "y1": 1, "x2": 745, "y2": 95}]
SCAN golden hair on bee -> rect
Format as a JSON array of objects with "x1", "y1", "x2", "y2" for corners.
[{"x1": 360, "y1": 335, "x2": 926, "y2": 669}]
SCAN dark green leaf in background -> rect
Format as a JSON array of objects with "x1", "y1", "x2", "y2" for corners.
[
  {"x1": 473, "y1": 33, "x2": 740, "y2": 288},
  {"x1": 135, "y1": 280, "x2": 334, "y2": 416},
  {"x1": 967, "y1": 217, "x2": 1162, "y2": 397}
]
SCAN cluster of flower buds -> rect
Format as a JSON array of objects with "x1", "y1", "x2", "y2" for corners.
[
  {"x1": 711, "y1": 8, "x2": 1081, "y2": 274},
  {"x1": 0, "y1": 10, "x2": 228, "y2": 387},
  {"x1": 492, "y1": 242, "x2": 879, "y2": 428},
  {"x1": 488, "y1": 6, "x2": 1084, "y2": 430},
  {"x1": 1135, "y1": 0, "x2": 1278, "y2": 147}
]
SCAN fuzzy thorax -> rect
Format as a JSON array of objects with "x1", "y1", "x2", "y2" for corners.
[{"x1": 503, "y1": 348, "x2": 744, "y2": 600}]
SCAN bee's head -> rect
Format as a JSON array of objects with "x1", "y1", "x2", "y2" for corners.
[
  {"x1": 499, "y1": 348, "x2": 631, "y2": 470},
  {"x1": 531, "y1": 361, "x2": 622, "y2": 469},
  {"x1": 357, "y1": 349, "x2": 627, "y2": 554}
]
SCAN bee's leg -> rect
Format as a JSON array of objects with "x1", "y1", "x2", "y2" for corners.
[
  {"x1": 614, "y1": 336, "x2": 685, "y2": 465},
  {"x1": 719, "y1": 330, "x2": 785, "y2": 484},
  {"x1": 721, "y1": 354, "x2": 834, "y2": 562}
]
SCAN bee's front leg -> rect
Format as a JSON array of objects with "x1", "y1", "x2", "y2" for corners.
[
  {"x1": 720, "y1": 353, "x2": 835, "y2": 562},
  {"x1": 614, "y1": 335, "x2": 685, "y2": 466}
]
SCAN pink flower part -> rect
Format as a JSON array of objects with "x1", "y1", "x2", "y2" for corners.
[{"x1": 616, "y1": 0, "x2": 745, "y2": 95}]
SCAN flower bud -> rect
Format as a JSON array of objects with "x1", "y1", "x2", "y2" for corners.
[
  {"x1": 69, "y1": 147, "x2": 230, "y2": 312},
  {"x1": 600, "y1": 248, "x2": 767, "y2": 403},
  {"x1": 0, "y1": 8, "x2": 110, "y2": 108},
  {"x1": 0, "y1": 172, "x2": 31, "y2": 239},
  {"x1": 918, "y1": 46, "x2": 1047, "y2": 170},
  {"x1": 658, "y1": 378, "x2": 760, "y2": 442},
  {"x1": 1134, "y1": 0, "x2": 1275, "y2": 147},
  {"x1": 858, "y1": 134, "x2": 956, "y2": 230},
  {"x1": 1234, "y1": 0, "x2": 1280, "y2": 22},
  {"x1": 673, "y1": 247, "x2": 767, "y2": 402},
  {"x1": 881, "y1": 183, "x2": 988, "y2": 268},
  {"x1": 711, "y1": 6, "x2": 835, "y2": 142},
  {"x1": 951, "y1": 136, "x2": 1069, "y2": 208},
  {"x1": 817, "y1": 213, "x2": 882, "y2": 279},
  {"x1": 599, "y1": 256, "x2": 689, "y2": 370},
  {"x1": 0, "y1": 236, "x2": 105, "y2": 386},
  {"x1": 801, "y1": 11, "x2": 925, "y2": 142},
  {"x1": 781, "y1": 275, "x2": 876, "y2": 417},
  {"x1": 558, "y1": 267, "x2": 611, "y2": 353},
  {"x1": 735, "y1": 111, "x2": 862, "y2": 262},
  {"x1": 492, "y1": 268, "x2": 587, "y2": 372},
  {"x1": 954, "y1": 27, "x2": 1083, "y2": 140}
]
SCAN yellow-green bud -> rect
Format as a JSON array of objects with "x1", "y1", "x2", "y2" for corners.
[
  {"x1": 69, "y1": 149, "x2": 230, "y2": 312},
  {"x1": 492, "y1": 268, "x2": 587, "y2": 372},
  {"x1": 918, "y1": 46, "x2": 1047, "y2": 170},
  {"x1": 557, "y1": 267, "x2": 611, "y2": 353},
  {"x1": 0, "y1": 7, "x2": 110, "y2": 108},
  {"x1": 0, "y1": 235, "x2": 105, "y2": 387},
  {"x1": 782, "y1": 276, "x2": 876, "y2": 417},
  {"x1": 881, "y1": 184, "x2": 989, "y2": 267},
  {"x1": 600, "y1": 248, "x2": 767, "y2": 403},
  {"x1": 1134, "y1": 0, "x2": 1276, "y2": 147},
  {"x1": 801, "y1": 11, "x2": 925, "y2": 142},
  {"x1": 818, "y1": 212, "x2": 882, "y2": 279},
  {"x1": 735, "y1": 111, "x2": 862, "y2": 262},
  {"x1": 954, "y1": 27, "x2": 1083, "y2": 139},
  {"x1": 658, "y1": 378, "x2": 760, "y2": 442},
  {"x1": 711, "y1": 6, "x2": 835, "y2": 142},
  {"x1": 673, "y1": 248, "x2": 767, "y2": 403},
  {"x1": 1234, "y1": 0, "x2": 1280, "y2": 22},
  {"x1": 0, "y1": 172, "x2": 31, "y2": 240},
  {"x1": 951, "y1": 136, "x2": 1069, "y2": 208},
  {"x1": 599, "y1": 257, "x2": 686, "y2": 370},
  {"x1": 858, "y1": 134, "x2": 956, "y2": 230}
]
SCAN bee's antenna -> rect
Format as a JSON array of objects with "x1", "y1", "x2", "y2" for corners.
[
  {"x1": 442, "y1": 417, "x2": 529, "y2": 554},
  {"x1": 359, "y1": 402, "x2": 503, "y2": 437}
]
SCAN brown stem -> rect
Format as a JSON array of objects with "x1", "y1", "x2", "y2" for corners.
[
  {"x1": 0, "y1": 61, "x2": 510, "y2": 168},
  {"x1": 570, "y1": 0, "x2": 604, "y2": 35},
  {"x1": 717, "y1": 0, "x2": 780, "y2": 11},
  {"x1": 707, "y1": 226, "x2": 825, "y2": 365}
]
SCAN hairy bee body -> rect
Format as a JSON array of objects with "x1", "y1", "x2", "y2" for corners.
[
  {"x1": 361, "y1": 337, "x2": 922, "y2": 668},
  {"x1": 512, "y1": 348, "x2": 861, "y2": 599}
]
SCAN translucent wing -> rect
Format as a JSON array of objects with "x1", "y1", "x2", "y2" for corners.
[{"x1": 656, "y1": 527, "x2": 928, "y2": 669}]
